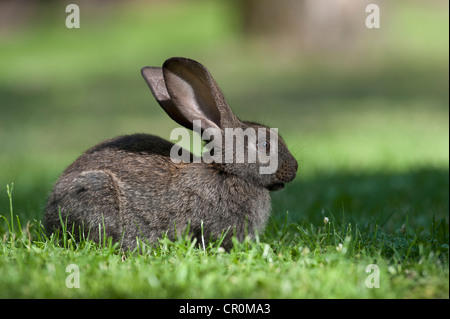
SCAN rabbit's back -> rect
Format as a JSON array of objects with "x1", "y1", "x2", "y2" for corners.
[{"x1": 44, "y1": 134, "x2": 181, "y2": 245}]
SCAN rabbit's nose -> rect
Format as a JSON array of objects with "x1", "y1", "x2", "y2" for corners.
[{"x1": 289, "y1": 158, "x2": 298, "y2": 174}]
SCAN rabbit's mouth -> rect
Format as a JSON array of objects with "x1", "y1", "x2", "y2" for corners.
[{"x1": 267, "y1": 183, "x2": 285, "y2": 191}]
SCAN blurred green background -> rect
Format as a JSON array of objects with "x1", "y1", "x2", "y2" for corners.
[{"x1": 0, "y1": 0, "x2": 448, "y2": 228}]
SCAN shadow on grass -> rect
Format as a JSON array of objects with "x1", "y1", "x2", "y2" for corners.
[{"x1": 270, "y1": 167, "x2": 449, "y2": 231}]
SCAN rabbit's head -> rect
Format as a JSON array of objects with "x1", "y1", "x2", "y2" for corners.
[{"x1": 141, "y1": 57, "x2": 298, "y2": 191}]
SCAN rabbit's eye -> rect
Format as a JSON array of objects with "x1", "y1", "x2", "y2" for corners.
[{"x1": 257, "y1": 140, "x2": 270, "y2": 152}]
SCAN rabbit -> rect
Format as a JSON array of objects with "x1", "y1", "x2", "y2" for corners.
[{"x1": 44, "y1": 57, "x2": 298, "y2": 250}]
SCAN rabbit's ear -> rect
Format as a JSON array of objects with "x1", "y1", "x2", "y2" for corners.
[
  {"x1": 141, "y1": 67, "x2": 194, "y2": 129},
  {"x1": 162, "y1": 57, "x2": 239, "y2": 132}
]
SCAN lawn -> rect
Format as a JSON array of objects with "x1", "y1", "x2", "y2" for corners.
[{"x1": 0, "y1": 0, "x2": 448, "y2": 299}]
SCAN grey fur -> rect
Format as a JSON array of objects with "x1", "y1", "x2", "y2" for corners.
[{"x1": 44, "y1": 57, "x2": 298, "y2": 250}]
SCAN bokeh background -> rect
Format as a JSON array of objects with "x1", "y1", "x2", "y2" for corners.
[{"x1": 0, "y1": 0, "x2": 448, "y2": 229}]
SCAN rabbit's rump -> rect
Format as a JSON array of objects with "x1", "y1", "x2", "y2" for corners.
[{"x1": 45, "y1": 169, "x2": 124, "y2": 244}]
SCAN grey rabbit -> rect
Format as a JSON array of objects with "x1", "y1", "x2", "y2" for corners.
[{"x1": 44, "y1": 57, "x2": 298, "y2": 250}]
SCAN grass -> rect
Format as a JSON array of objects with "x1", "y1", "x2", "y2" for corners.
[
  {"x1": 0, "y1": 0, "x2": 449, "y2": 298},
  {"x1": 0, "y1": 177, "x2": 448, "y2": 299}
]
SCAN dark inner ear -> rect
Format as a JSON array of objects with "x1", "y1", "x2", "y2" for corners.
[
  {"x1": 181, "y1": 67, "x2": 222, "y2": 128},
  {"x1": 162, "y1": 58, "x2": 226, "y2": 131}
]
